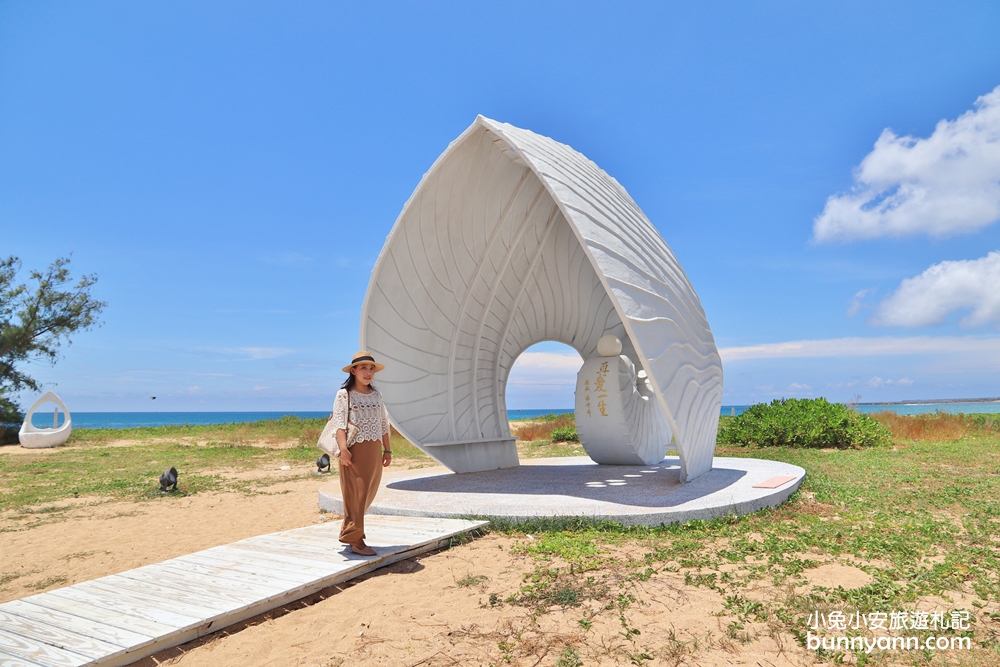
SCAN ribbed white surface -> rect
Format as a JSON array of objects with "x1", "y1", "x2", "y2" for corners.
[
  {"x1": 362, "y1": 117, "x2": 722, "y2": 481},
  {"x1": 574, "y1": 355, "x2": 672, "y2": 465}
]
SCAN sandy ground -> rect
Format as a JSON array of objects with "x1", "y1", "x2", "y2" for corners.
[
  {"x1": 0, "y1": 465, "x2": 828, "y2": 667},
  {"x1": 8, "y1": 450, "x2": 983, "y2": 666}
]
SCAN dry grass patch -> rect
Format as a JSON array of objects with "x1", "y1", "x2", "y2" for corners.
[
  {"x1": 513, "y1": 414, "x2": 576, "y2": 442},
  {"x1": 872, "y1": 410, "x2": 1000, "y2": 442}
]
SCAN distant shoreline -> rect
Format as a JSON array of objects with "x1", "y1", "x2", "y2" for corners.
[{"x1": 856, "y1": 397, "x2": 1000, "y2": 406}]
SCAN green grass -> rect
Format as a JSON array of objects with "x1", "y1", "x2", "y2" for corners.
[
  {"x1": 4, "y1": 414, "x2": 1000, "y2": 663},
  {"x1": 517, "y1": 438, "x2": 585, "y2": 459},
  {"x1": 0, "y1": 439, "x2": 316, "y2": 513},
  {"x1": 455, "y1": 574, "x2": 489, "y2": 587},
  {"x1": 64, "y1": 414, "x2": 331, "y2": 446},
  {"x1": 0, "y1": 417, "x2": 430, "y2": 518},
  {"x1": 509, "y1": 411, "x2": 573, "y2": 422},
  {"x1": 487, "y1": 433, "x2": 1000, "y2": 664}
]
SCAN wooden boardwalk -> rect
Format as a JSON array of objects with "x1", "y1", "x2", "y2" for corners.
[{"x1": 0, "y1": 516, "x2": 487, "y2": 667}]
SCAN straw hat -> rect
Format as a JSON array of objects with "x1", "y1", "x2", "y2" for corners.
[{"x1": 342, "y1": 350, "x2": 386, "y2": 373}]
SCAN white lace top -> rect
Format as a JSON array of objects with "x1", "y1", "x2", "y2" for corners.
[{"x1": 333, "y1": 388, "x2": 390, "y2": 444}]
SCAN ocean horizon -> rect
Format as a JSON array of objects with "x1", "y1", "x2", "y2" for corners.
[{"x1": 27, "y1": 400, "x2": 1000, "y2": 430}]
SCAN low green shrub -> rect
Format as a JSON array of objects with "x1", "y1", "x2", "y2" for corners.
[
  {"x1": 550, "y1": 425, "x2": 579, "y2": 442},
  {"x1": 535, "y1": 412, "x2": 572, "y2": 422},
  {"x1": 717, "y1": 397, "x2": 891, "y2": 449},
  {"x1": 0, "y1": 424, "x2": 19, "y2": 445}
]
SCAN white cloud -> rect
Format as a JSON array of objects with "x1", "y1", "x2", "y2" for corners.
[
  {"x1": 253, "y1": 385, "x2": 270, "y2": 391},
  {"x1": 510, "y1": 351, "x2": 584, "y2": 372},
  {"x1": 505, "y1": 350, "x2": 583, "y2": 407},
  {"x1": 236, "y1": 347, "x2": 293, "y2": 360},
  {"x1": 263, "y1": 251, "x2": 312, "y2": 266},
  {"x1": 720, "y1": 335, "x2": 1000, "y2": 360},
  {"x1": 865, "y1": 376, "x2": 914, "y2": 388},
  {"x1": 872, "y1": 251, "x2": 1000, "y2": 327},
  {"x1": 847, "y1": 288, "x2": 877, "y2": 317},
  {"x1": 814, "y1": 85, "x2": 1000, "y2": 241},
  {"x1": 788, "y1": 383, "x2": 811, "y2": 390},
  {"x1": 827, "y1": 380, "x2": 860, "y2": 389},
  {"x1": 507, "y1": 351, "x2": 584, "y2": 387}
]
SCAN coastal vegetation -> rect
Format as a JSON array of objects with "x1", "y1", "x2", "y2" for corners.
[
  {"x1": 871, "y1": 409, "x2": 1000, "y2": 441},
  {"x1": 718, "y1": 397, "x2": 892, "y2": 449},
  {"x1": 511, "y1": 412, "x2": 575, "y2": 443},
  {"x1": 0, "y1": 255, "x2": 106, "y2": 427}
]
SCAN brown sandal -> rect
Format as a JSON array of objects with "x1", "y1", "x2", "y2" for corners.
[{"x1": 351, "y1": 542, "x2": 376, "y2": 556}]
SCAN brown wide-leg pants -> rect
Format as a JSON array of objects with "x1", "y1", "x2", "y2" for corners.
[{"x1": 339, "y1": 439, "x2": 383, "y2": 545}]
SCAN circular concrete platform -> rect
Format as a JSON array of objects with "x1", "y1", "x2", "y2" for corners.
[{"x1": 318, "y1": 456, "x2": 805, "y2": 526}]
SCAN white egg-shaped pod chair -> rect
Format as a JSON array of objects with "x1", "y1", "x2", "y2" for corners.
[
  {"x1": 361, "y1": 116, "x2": 722, "y2": 481},
  {"x1": 19, "y1": 391, "x2": 73, "y2": 448}
]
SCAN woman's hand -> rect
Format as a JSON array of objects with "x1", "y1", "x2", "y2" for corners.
[
  {"x1": 337, "y1": 428, "x2": 351, "y2": 466},
  {"x1": 382, "y1": 451, "x2": 392, "y2": 467}
]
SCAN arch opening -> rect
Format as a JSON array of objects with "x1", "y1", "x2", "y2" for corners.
[
  {"x1": 504, "y1": 341, "x2": 583, "y2": 417},
  {"x1": 29, "y1": 402, "x2": 67, "y2": 429}
]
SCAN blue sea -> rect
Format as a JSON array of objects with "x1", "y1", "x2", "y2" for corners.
[
  {"x1": 44, "y1": 401, "x2": 1000, "y2": 429},
  {"x1": 51, "y1": 411, "x2": 331, "y2": 430}
]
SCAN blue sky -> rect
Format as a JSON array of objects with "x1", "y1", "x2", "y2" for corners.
[{"x1": 3, "y1": 2, "x2": 999, "y2": 412}]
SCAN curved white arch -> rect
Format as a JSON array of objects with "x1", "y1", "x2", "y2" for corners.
[
  {"x1": 19, "y1": 391, "x2": 73, "y2": 449},
  {"x1": 361, "y1": 116, "x2": 722, "y2": 481}
]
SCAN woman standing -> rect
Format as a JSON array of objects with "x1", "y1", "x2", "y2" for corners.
[{"x1": 333, "y1": 351, "x2": 392, "y2": 556}]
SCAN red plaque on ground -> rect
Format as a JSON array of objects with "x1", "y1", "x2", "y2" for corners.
[{"x1": 753, "y1": 475, "x2": 797, "y2": 489}]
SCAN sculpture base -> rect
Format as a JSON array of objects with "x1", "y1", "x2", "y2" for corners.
[
  {"x1": 319, "y1": 456, "x2": 805, "y2": 526},
  {"x1": 18, "y1": 430, "x2": 71, "y2": 449},
  {"x1": 419, "y1": 437, "x2": 519, "y2": 473}
]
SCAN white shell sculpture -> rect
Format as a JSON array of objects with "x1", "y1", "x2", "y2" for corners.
[
  {"x1": 574, "y1": 336, "x2": 673, "y2": 466},
  {"x1": 19, "y1": 391, "x2": 73, "y2": 449},
  {"x1": 361, "y1": 116, "x2": 723, "y2": 481}
]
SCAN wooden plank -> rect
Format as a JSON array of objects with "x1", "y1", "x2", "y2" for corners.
[
  {"x1": 0, "y1": 648, "x2": 49, "y2": 667},
  {"x1": 0, "y1": 601, "x2": 152, "y2": 651},
  {"x1": 0, "y1": 517, "x2": 487, "y2": 667},
  {"x1": 0, "y1": 630, "x2": 91, "y2": 667},
  {"x1": 365, "y1": 527, "x2": 454, "y2": 543},
  {"x1": 115, "y1": 567, "x2": 280, "y2": 607},
  {"x1": 176, "y1": 552, "x2": 325, "y2": 586},
  {"x1": 197, "y1": 545, "x2": 345, "y2": 575},
  {"x1": 225, "y1": 542, "x2": 361, "y2": 572},
  {"x1": 246, "y1": 530, "x2": 442, "y2": 557},
  {"x1": 233, "y1": 539, "x2": 350, "y2": 562},
  {"x1": 243, "y1": 534, "x2": 352, "y2": 552},
  {"x1": 118, "y1": 567, "x2": 290, "y2": 605},
  {"x1": 47, "y1": 586, "x2": 202, "y2": 631},
  {"x1": 23, "y1": 595, "x2": 176, "y2": 639},
  {"x1": 235, "y1": 534, "x2": 351, "y2": 558},
  {"x1": 137, "y1": 562, "x2": 290, "y2": 598},
  {"x1": 69, "y1": 579, "x2": 232, "y2": 620},
  {"x1": 228, "y1": 544, "x2": 353, "y2": 567},
  {"x1": 0, "y1": 611, "x2": 121, "y2": 661},
  {"x1": 14, "y1": 597, "x2": 202, "y2": 667},
  {"x1": 192, "y1": 542, "x2": 335, "y2": 572},
  {"x1": 262, "y1": 526, "x2": 453, "y2": 551}
]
